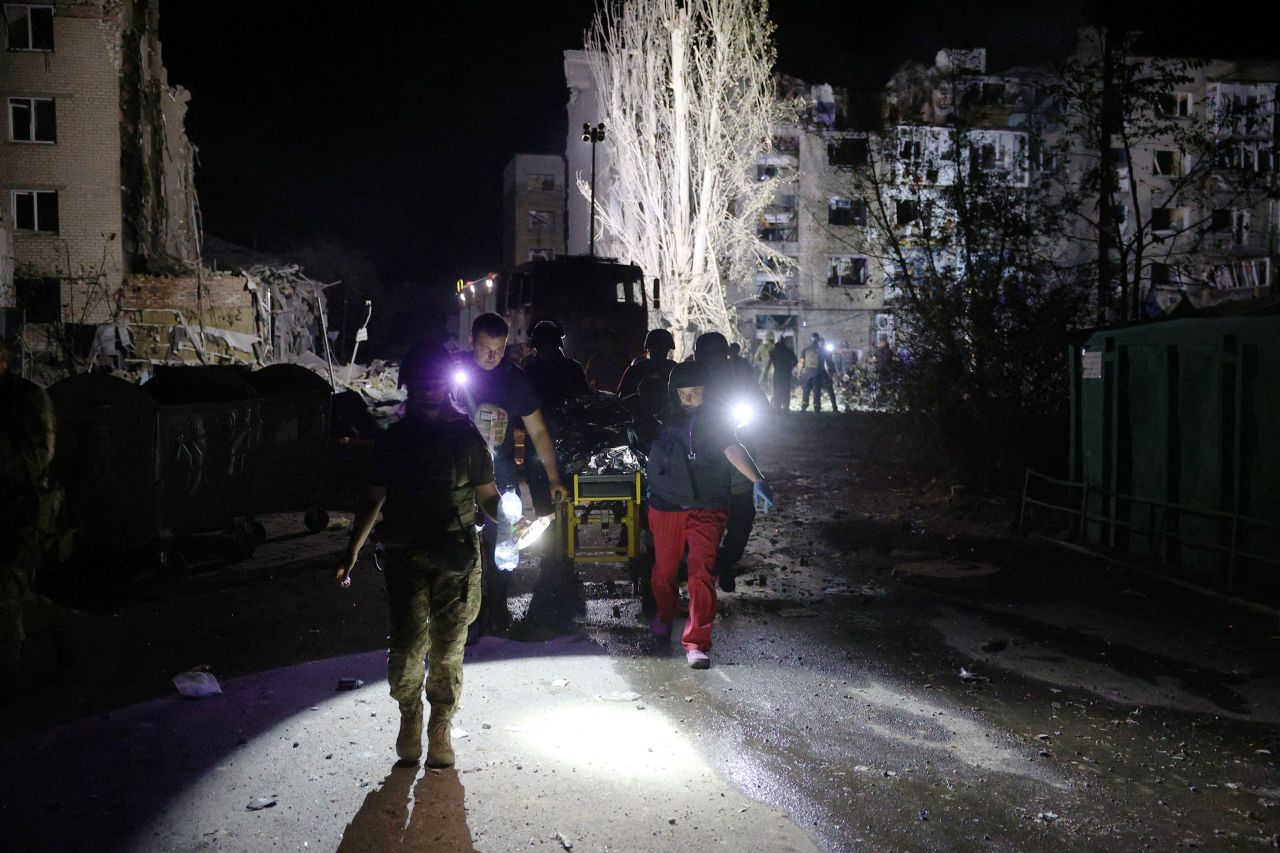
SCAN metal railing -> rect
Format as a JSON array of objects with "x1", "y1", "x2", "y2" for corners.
[{"x1": 1019, "y1": 468, "x2": 1280, "y2": 590}]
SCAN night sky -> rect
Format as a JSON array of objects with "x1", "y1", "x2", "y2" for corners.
[{"x1": 158, "y1": 0, "x2": 1279, "y2": 292}]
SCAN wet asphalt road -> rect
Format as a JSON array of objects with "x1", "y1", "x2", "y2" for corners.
[{"x1": 3, "y1": 413, "x2": 1279, "y2": 850}]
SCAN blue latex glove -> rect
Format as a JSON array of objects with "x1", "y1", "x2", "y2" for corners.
[{"x1": 753, "y1": 480, "x2": 775, "y2": 513}]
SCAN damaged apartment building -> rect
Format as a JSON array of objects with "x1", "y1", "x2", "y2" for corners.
[{"x1": 0, "y1": 1, "x2": 326, "y2": 384}]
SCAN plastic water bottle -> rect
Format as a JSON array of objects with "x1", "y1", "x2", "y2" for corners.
[{"x1": 495, "y1": 488, "x2": 522, "y2": 571}]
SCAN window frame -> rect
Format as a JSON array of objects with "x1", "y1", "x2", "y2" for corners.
[
  {"x1": 5, "y1": 3, "x2": 54, "y2": 52},
  {"x1": 827, "y1": 254, "x2": 868, "y2": 288},
  {"x1": 7, "y1": 95, "x2": 55, "y2": 143},
  {"x1": 527, "y1": 209, "x2": 554, "y2": 231},
  {"x1": 11, "y1": 188, "x2": 58, "y2": 232}
]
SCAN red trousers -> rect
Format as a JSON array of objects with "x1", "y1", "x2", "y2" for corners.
[{"x1": 648, "y1": 506, "x2": 728, "y2": 652}]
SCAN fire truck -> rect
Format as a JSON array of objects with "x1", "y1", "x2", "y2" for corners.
[{"x1": 453, "y1": 255, "x2": 656, "y2": 365}]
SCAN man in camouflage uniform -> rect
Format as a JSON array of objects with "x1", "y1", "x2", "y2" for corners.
[
  {"x1": 335, "y1": 342, "x2": 500, "y2": 768},
  {"x1": 0, "y1": 339, "x2": 59, "y2": 690}
]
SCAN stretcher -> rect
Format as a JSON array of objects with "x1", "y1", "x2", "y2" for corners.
[{"x1": 559, "y1": 471, "x2": 644, "y2": 563}]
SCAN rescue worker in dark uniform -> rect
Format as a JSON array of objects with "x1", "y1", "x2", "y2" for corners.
[
  {"x1": 617, "y1": 328, "x2": 677, "y2": 398},
  {"x1": 692, "y1": 333, "x2": 768, "y2": 593},
  {"x1": 336, "y1": 342, "x2": 500, "y2": 768},
  {"x1": 768, "y1": 336, "x2": 798, "y2": 410},
  {"x1": 522, "y1": 320, "x2": 588, "y2": 518},
  {"x1": 799, "y1": 332, "x2": 827, "y2": 412},
  {"x1": 0, "y1": 339, "x2": 60, "y2": 689},
  {"x1": 456, "y1": 313, "x2": 566, "y2": 636},
  {"x1": 818, "y1": 336, "x2": 841, "y2": 413}
]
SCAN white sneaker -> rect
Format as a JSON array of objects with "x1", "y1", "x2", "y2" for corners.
[{"x1": 686, "y1": 649, "x2": 710, "y2": 669}]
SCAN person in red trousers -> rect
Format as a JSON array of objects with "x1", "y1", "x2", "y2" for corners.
[{"x1": 645, "y1": 361, "x2": 774, "y2": 669}]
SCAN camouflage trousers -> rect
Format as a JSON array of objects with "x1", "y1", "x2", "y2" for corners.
[{"x1": 382, "y1": 545, "x2": 482, "y2": 722}]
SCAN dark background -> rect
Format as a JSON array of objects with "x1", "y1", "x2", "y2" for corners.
[{"x1": 159, "y1": 0, "x2": 1279, "y2": 296}]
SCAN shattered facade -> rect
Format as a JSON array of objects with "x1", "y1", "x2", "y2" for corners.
[{"x1": 0, "y1": 1, "x2": 194, "y2": 380}]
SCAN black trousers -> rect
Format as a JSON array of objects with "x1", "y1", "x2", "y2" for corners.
[{"x1": 716, "y1": 489, "x2": 756, "y2": 574}]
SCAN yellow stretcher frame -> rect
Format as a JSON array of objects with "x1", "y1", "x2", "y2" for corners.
[{"x1": 562, "y1": 471, "x2": 643, "y2": 563}]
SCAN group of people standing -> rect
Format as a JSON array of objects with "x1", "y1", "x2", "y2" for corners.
[
  {"x1": 336, "y1": 314, "x2": 774, "y2": 768},
  {"x1": 751, "y1": 331, "x2": 844, "y2": 412}
]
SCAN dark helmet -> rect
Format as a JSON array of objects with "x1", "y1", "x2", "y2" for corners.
[
  {"x1": 693, "y1": 331, "x2": 728, "y2": 361},
  {"x1": 398, "y1": 342, "x2": 454, "y2": 389},
  {"x1": 810, "y1": 332, "x2": 820, "y2": 342},
  {"x1": 669, "y1": 360, "x2": 708, "y2": 390},
  {"x1": 644, "y1": 328, "x2": 675, "y2": 353},
  {"x1": 529, "y1": 319, "x2": 565, "y2": 348}
]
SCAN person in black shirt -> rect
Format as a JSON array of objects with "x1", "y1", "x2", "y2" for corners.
[
  {"x1": 522, "y1": 319, "x2": 588, "y2": 517},
  {"x1": 617, "y1": 328, "x2": 677, "y2": 398},
  {"x1": 455, "y1": 313, "x2": 567, "y2": 635}
]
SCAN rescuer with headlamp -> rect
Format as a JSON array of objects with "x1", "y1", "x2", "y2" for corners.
[
  {"x1": 693, "y1": 332, "x2": 770, "y2": 593},
  {"x1": 335, "y1": 342, "x2": 500, "y2": 769},
  {"x1": 645, "y1": 360, "x2": 773, "y2": 669},
  {"x1": 454, "y1": 313, "x2": 567, "y2": 637}
]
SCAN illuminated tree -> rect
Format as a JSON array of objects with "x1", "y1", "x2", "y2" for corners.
[{"x1": 582, "y1": 0, "x2": 788, "y2": 353}]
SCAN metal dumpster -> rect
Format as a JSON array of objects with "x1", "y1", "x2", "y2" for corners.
[
  {"x1": 50, "y1": 364, "x2": 334, "y2": 567},
  {"x1": 242, "y1": 363, "x2": 332, "y2": 529}
]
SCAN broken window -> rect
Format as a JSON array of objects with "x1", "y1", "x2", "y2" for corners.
[
  {"x1": 12, "y1": 188, "x2": 57, "y2": 232},
  {"x1": 4, "y1": 4, "x2": 53, "y2": 51},
  {"x1": 1232, "y1": 209, "x2": 1250, "y2": 246},
  {"x1": 528, "y1": 247, "x2": 553, "y2": 262},
  {"x1": 1211, "y1": 209, "x2": 1232, "y2": 231},
  {"x1": 827, "y1": 137, "x2": 869, "y2": 168},
  {"x1": 980, "y1": 82, "x2": 1005, "y2": 105},
  {"x1": 827, "y1": 255, "x2": 868, "y2": 287},
  {"x1": 1150, "y1": 206, "x2": 1185, "y2": 233},
  {"x1": 1156, "y1": 92, "x2": 1193, "y2": 117},
  {"x1": 1150, "y1": 262, "x2": 1172, "y2": 285},
  {"x1": 757, "y1": 280, "x2": 787, "y2": 301},
  {"x1": 757, "y1": 163, "x2": 780, "y2": 181},
  {"x1": 14, "y1": 276, "x2": 59, "y2": 322},
  {"x1": 757, "y1": 225, "x2": 797, "y2": 242},
  {"x1": 8, "y1": 96, "x2": 54, "y2": 142},
  {"x1": 827, "y1": 197, "x2": 867, "y2": 227},
  {"x1": 527, "y1": 209, "x2": 553, "y2": 230},
  {"x1": 899, "y1": 139, "x2": 921, "y2": 161},
  {"x1": 1152, "y1": 149, "x2": 1183, "y2": 177},
  {"x1": 526, "y1": 173, "x2": 555, "y2": 192},
  {"x1": 895, "y1": 199, "x2": 919, "y2": 226}
]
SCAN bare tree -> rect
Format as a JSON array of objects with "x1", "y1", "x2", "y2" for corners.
[{"x1": 582, "y1": 0, "x2": 789, "y2": 352}]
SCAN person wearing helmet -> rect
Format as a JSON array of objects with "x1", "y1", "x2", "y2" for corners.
[
  {"x1": 523, "y1": 319, "x2": 589, "y2": 413},
  {"x1": 645, "y1": 361, "x2": 774, "y2": 669},
  {"x1": 767, "y1": 335, "x2": 798, "y2": 410},
  {"x1": 522, "y1": 319, "x2": 587, "y2": 519},
  {"x1": 336, "y1": 342, "x2": 501, "y2": 769},
  {"x1": 617, "y1": 328, "x2": 677, "y2": 399},
  {"x1": 692, "y1": 332, "x2": 768, "y2": 593}
]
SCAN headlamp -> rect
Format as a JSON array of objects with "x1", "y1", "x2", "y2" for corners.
[
  {"x1": 453, "y1": 368, "x2": 469, "y2": 387},
  {"x1": 824, "y1": 342, "x2": 835, "y2": 353},
  {"x1": 731, "y1": 401, "x2": 754, "y2": 428}
]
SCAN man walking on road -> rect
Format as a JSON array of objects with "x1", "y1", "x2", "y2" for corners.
[
  {"x1": 336, "y1": 343, "x2": 500, "y2": 768},
  {"x1": 457, "y1": 313, "x2": 567, "y2": 636}
]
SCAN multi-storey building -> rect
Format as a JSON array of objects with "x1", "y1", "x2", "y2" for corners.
[
  {"x1": 502, "y1": 153, "x2": 566, "y2": 271},
  {"x1": 0, "y1": 0, "x2": 197, "y2": 363}
]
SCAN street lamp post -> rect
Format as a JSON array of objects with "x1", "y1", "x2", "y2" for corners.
[{"x1": 582, "y1": 121, "x2": 606, "y2": 257}]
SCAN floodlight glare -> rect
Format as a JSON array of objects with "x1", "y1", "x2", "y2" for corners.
[{"x1": 453, "y1": 368, "x2": 469, "y2": 386}]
